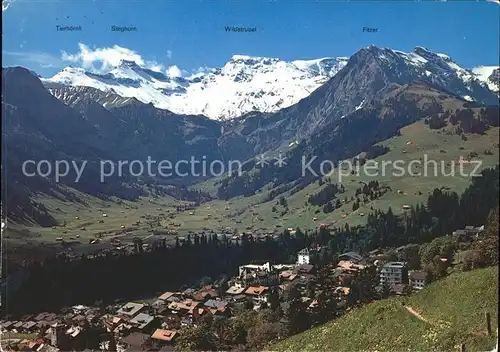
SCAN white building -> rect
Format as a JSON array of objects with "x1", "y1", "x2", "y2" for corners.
[
  {"x1": 297, "y1": 248, "x2": 321, "y2": 265},
  {"x1": 244, "y1": 286, "x2": 270, "y2": 306},
  {"x1": 239, "y1": 262, "x2": 271, "y2": 277},
  {"x1": 380, "y1": 261, "x2": 408, "y2": 286},
  {"x1": 237, "y1": 262, "x2": 278, "y2": 287}
]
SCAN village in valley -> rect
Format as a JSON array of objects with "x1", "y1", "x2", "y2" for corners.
[{"x1": 0, "y1": 222, "x2": 486, "y2": 352}]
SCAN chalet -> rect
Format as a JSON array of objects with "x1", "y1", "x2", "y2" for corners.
[
  {"x1": 225, "y1": 286, "x2": 246, "y2": 296},
  {"x1": 188, "y1": 306, "x2": 207, "y2": 319},
  {"x1": 44, "y1": 313, "x2": 58, "y2": 324},
  {"x1": 72, "y1": 315, "x2": 87, "y2": 325},
  {"x1": 244, "y1": 286, "x2": 269, "y2": 305},
  {"x1": 294, "y1": 264, "x2": 315, "y2": 275},
  {"x1": 158, "y1": 291, "x2": 182, "y2": 302},
  {"x1": 273, "y1": 264, "x2": 296, "y2": 271},
  {"x1": 167, "y1": 299, "x2": 200, "y2": 316},
  {"x1": 22, "y1": 321, "x2": 38, "y2": 332},
  {"x1": 129, "y1": 313, "x2": 156, "y2": 332},
  {"x1": 338, "y1": 251, "x2": 363, "y2": 263},
  {"x1": 1, "y1": 321, "x2": 15, "y2": 331},
  {"x1": 203, "y1": 299, "x2": 225, "y2": 309},
  {"x1": 409, "y1": 270, "x2": 428, "y2": 290},
  {"x1": 151, "y1": 329, "x2": 178, "y2": 346},
  {"x1": 160, "y1": 314, "x2": 181, "y2": 330},
  {"x1": 117, "y1": 302, "x2": 145, "y2": 319},
  {"x1": 228, "y1": 294, "x2": 247, "y2": 304},
  {"x1": 103, "y1": 315, "x2": 124, "y2": 332},
  {"x1": 13, "y1": 321, "x2": 24, "y2": 332},
  {"x1": 204, "y1": 300, "x2": 229, "y2": 316},
  {"x1": 337, "y1": 260, "x2": 366, "y2": 273},
  {"x1": 152, "y1": 299, "x2": 166, "y2": 313},
  {"x1": 279, "y1": 271, "x2": 298, "y2": 282},
  {"x1": 193, "y1": 286, "x2": 218, "y2": 302}
]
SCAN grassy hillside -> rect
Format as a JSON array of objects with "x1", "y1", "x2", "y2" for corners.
[
  {"x1": 3, "y1": 189, "x2": 188, "y2": 265},
  {"x1": 272, "y1": 266, "x2": 499, "y2": 352},
  {"x1": 185, "y1": 121, "x2": 499, "y2": 233}
]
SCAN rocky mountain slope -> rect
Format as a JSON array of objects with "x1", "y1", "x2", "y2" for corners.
[
  {"x1": 218, "y1": 46, "x2": 498, "y2": 160},
  {"x1": 215, "y1": 46, "x2": 499, "y2": 199}
]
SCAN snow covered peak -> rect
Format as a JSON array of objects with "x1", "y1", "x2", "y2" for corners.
[
  {"x1": 365, "y1": 46, "x2": 498, "y2": 103},
  {"x1": 44, "y1": 54, "x2": 348, "y2": 120},
  {"x1": 293, "y1": 57, "x2": 349, "y2": 76},
  {"x1": 228, "y1": 55, "x2": 280, "y2": 65},
  {"x1": 413, "y1": 45, "x2": 433, "y2": 55},
  {"x1": 472, "y1": 66, "x2": 499, "y2": 95},
  {"x1": 118, "y1": 59, "x2": 142, "y2": 69}
]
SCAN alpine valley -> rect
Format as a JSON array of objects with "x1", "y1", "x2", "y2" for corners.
[{"x1": 1, "y1": 45, "x2": 499, "y2": 261}]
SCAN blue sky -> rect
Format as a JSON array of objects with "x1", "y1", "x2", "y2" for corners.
[{"x1": 2, "y1": 0, "x2": 499, "y2": 77}]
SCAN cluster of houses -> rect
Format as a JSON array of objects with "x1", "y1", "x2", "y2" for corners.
[
  {"x1": 326, "y1": 249, "x2": 428, "y2": 295},
  {"x1": 2, "y1": 243, "x2": 436, "y2": 351}
]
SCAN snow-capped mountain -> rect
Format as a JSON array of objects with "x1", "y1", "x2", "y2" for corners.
[
  {"x1": 43, "y1": 56, "x2": 348, "y2": 120},
  {"x1": 365, "y1": 46, "x2": 498, "y2": 104},
  {"x1": 472, "y1": 66, "x2": 499, "y2": 95},
  {"x1": 43, "y1": 46, "x2": 498, "y2": 120},
  {"x1": 44, "y1": 60, "x2": 191, "y2": 107}
]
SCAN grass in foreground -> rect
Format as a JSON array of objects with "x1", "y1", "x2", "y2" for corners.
[{"x1": 272, "y1": 266, "x2": 498, "y2": 352}]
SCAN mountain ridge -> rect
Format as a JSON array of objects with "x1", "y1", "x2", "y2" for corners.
[
  {"x1": 40, "y1": 45, "x2": 499, "y2": 120},
  {"x1": 42, "y1": 55, "x2": 349, "y2": 120}
]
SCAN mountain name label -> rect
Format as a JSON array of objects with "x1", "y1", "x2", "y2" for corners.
[
  {"x1": 111, "y1": 26, "x2": 138, "y2": 32},
  {"x1": 225, "y1": 26, "x2": 257, "y2": 33},
  {"x1": 56, "y1": 25, "x2": 82, "y2": 31}
]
